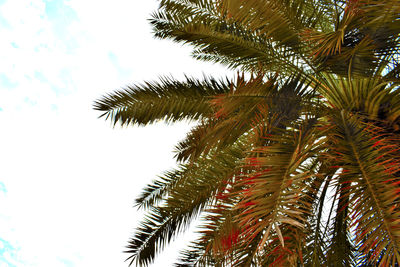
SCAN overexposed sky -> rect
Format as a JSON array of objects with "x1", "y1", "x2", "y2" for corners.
[{"x1": 0, "y1": 1, "x2": 232, "y2": 266}]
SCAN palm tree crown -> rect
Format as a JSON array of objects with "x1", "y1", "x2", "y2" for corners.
[{"x1": 95, "y1": 0, "x2": 400, "y2": 266}]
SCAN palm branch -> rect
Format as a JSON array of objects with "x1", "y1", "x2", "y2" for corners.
[{"x1": 95, "y1": 0, "x2": 400, "y2": 266}]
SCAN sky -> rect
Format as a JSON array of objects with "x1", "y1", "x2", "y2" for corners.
[{"x1": 0, "y1": 1, "x2": 232, "y2": 266}]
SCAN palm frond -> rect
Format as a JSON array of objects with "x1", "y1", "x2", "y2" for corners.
[
  {"x1": 95, "y1": 0, "x2": 400, "y2": 265},
  {"x1": 151, "y1": 1, "x2": 318, "y2": 76},
  {"x1": 327, "y1": 112, "x2": 400, "y2": 265},
  {"x1": 175, "y1": 74, "x2": 316, "y2": 161},
  {"x1": 93, "y1": 76, "x2": 231, "y2": 126},
  {"x1": 303, "y1": 0, "x2": 400, "y2": 76},
  {"x1": 318, "y1": 75, "x2": 400, "y2": 124},
  {"x1": 303, "y1": 162, "x2": 336, "y2": 266},
  {"x1": 324, "y1": 177, "x2": 356, "y2": 266},
  {"x1": 135, "y1": 167, "x2": 186, "y2": 210},
  {"x1": 126, "y1": 139, "x2": 246, "y2": 266},
  {"x1": 231, "y1": 118, "x2": 325, "y2": 264}
]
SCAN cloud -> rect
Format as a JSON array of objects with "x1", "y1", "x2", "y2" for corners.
[
  {"x1": 0, "y1": 237, "x2": 19, "y2": 267},
  {"x1": 0, "y1": 183, "x2": 6, "y2": 193},
  {"x1": 0, "y1": 0, "x2": 75, "y2": 113},
  {"x1": 0, "y1": 184, "x2": 23, "y2": 267}
]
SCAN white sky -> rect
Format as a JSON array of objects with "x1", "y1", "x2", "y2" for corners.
[{"x1": 0, "y1": 1, "x2": 232, "y2": 266}]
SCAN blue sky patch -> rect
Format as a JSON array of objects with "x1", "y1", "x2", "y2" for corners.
[
  {"x1": 0, "y1": 73, "x2": 18, "y2": 89},
  {"x1": 44, "y1": 0, "x2": 80, "y2": 54},
  {"x1": 51, "y1": 68, "x2": 76, "y2": 95},
  {"x1": 45, "y1": 0, "x2": 78, "y2": 22},
  {"x1": 58, "y1": 257, "x2": 75, "y2": 267},
  {"x1": 0, "y1": 182, "x2": 6, "y2": 193},
  {"x1": 108, "y1": 52, "x2": 119, "y2": 67},
  {"x1": 24, "y1": 97, "x2": 37, "y2": 106},
  {"x1": 0, "y1": 1, "x2": 10, "y2": 29},
  {"x1": 44, "y1": 0, "x2": 78, "y2": 37},
  {"x1": 0, "y1": 237, "x2": 19, "y2": 267},
  {"x1": 108, "y1": 51, "x2": 132, "y2": 78},
  {"x1": 34, "y1": 71, "x2": 47, "y2": 83}
]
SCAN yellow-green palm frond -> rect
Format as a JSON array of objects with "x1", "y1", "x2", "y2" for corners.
[
  {"x1": 319, "y1": 76, "x2": 392, "y2": 115},
  {"x1": 317, "y1": 75, "x2": 400, "y2": 130}
]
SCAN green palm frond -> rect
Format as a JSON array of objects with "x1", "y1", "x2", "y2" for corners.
[
  {"x1": 93, "y1": 76, "x2": 231, "y2": 126},
  {"x1": 319, "y1": 76, "x2": 392, "y2": 115},
  {"x1": 134, "y1": 167, "x2": 186, "y2": 210},
  {"x1": 216, "y1": 0, "x2": 302, "y2": 48},
  {"x1": 151, "y1": 14, "x2": 301, "y2": 74},
  {"x1": 126, "y1": 139, "x2": 246, "y2": 266},
  {"x1": 151, "y1": 0, "x2": 318, "y2": 75}
]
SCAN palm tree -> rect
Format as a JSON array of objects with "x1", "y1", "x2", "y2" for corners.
[{"x1": 94, "y1": 0, "x2": 400, "y2": 266}]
